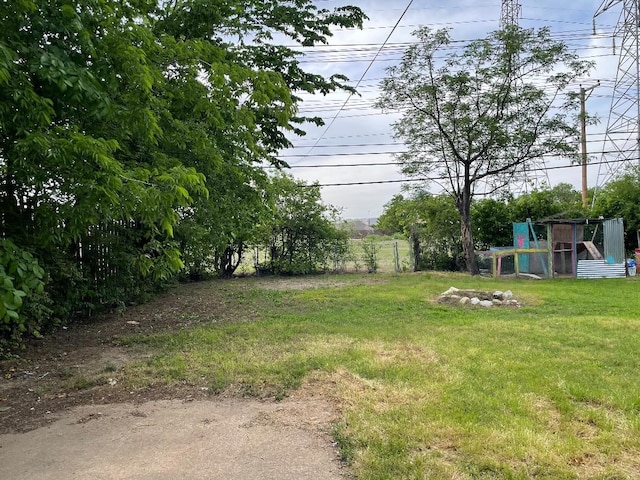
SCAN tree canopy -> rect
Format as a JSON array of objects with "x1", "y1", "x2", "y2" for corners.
[
  {"x1": 593, "y1": 166, "x2": 640, "y2": 252},
  {"x1": 376, "y1": 193, "x2": 460, "y2": 271},
  {"x1": 0, "y1": 0, "x2": 365, "y2": 352},
  {"x1": 256, "y1": 173, "x2": 349, "y2": 275},
  {"x1": 376, "y1": 26, "x2": 593, "y2": 274}
]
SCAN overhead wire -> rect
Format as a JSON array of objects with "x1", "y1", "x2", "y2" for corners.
[
  {"x1": 274, "y1": 5, "x2": 628, "y2": 191},
  {"x1": 301, "y1": 0, "x2": 415, "y2": 155},
  {"x1": 305, "y1": 156, "x2": 636, "y2": 187}
]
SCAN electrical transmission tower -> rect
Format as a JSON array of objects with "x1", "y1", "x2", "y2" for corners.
[
  {"x1": 593, "y1": 0, "x2": 640, "y2": 195},
  {"x1": 499, "y1": 2, "x2": 551, "y2": 190},
  {"x1": 500, "y1": 0, "x2": 521, "y2": 28}
]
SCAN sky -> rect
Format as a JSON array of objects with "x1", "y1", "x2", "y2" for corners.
[{"x1": 271, "y1": 0, "x2": 635, "y2": 220}]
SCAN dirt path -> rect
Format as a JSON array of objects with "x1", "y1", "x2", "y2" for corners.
[{"x1": 0, "y1": 277, "x2": 361, "y2": 479}]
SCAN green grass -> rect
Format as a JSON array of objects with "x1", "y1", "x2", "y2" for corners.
[{"x1": 120, "y1": 273, "x2": 640, "y2": 479}]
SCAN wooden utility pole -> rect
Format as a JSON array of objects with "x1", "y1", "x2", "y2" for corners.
[{"x1": 579, "y1": 81, "x2": 600, "y2": 208}]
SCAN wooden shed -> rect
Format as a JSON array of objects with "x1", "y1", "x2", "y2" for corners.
[
  {"x1": 487, "y1": 217, "x2": 627, "y2": 279},
  {"x1": 536, "y1": 217, "x2": 626, "y2": 278}
]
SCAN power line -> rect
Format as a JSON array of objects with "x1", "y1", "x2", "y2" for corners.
[
  {"x1": 306, "y1": 156, "x2": 636, "y2": 187},
  {"x1": 288, "y1": 28, "x2": 615, "y2": 54},
  {"x1": 302, "y1": 0, "x2": 415, "y2": 154},
  {"x1": 284, "y1": 133, "x2": 626, "y2": 152},
  {"x1": 278, "y1": 146, "x2": 635, "y2": 160},
  {"x1": 271, "y1": 6, "x2": 632, "y2": 198}
]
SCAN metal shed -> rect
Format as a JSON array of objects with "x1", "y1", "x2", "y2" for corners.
[{"x1": 536, "y1": 218, "x2": 626, "y2": 279}]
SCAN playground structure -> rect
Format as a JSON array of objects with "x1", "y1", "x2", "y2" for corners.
[{"x1": 484, "y1": 218, "x2": 627, "y2": 279}]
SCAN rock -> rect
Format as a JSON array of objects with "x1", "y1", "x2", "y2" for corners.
[{"x1": 439, "y1": 287, "x2": 519, "y2": 308}]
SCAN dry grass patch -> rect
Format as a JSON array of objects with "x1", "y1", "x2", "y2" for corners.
[
  {"x1": 252, "y1": 274, "x2": 389, "y2": 291},
  {"x1": 359, "y1": 340, "x2": 440, "y2": 365},
  {"x1": 525, "y1": 394, "x2": 563, "y2": 431}
]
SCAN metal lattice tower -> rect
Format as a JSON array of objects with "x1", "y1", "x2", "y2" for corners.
[
  {"x1": 499, "y1": 2, "x2": 551, "y2": 191},
  {"x1": 594, "y1": 0, "x2": 640, "y2": 194},
  {"x1": 500, "y1": 0, "x2": 522, "y2": 28}
]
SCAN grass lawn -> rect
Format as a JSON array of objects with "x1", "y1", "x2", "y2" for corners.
[{"x1": 121, "y1": 272, "x2": 640, "y2": 479}]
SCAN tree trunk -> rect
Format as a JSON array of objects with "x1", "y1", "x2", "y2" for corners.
[
  {"x1": 410, "y1": 228, "x2": 421, "y2": 271},
  {"x1": 219, "y1": 245, "x2": 240, "y2": 277},
  {"x1": 458, "y1": 168, "x2": 479, "y2": 275},
  {"x1": 460, "y1": 211, "x2": 479, "y2": 275},
  {"x1": 1, "y1": 156, "x2": 25, "y2": 241}
]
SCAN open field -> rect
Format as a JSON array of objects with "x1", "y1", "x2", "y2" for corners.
[
  {"x1": 2, "y1": 272, "x2": 640, "y2": 479},
  {"x1": 237, "y1": 238, "x2": 412, "y2": 275}
]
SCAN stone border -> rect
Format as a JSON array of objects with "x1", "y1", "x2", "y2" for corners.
[{"x1": 438, "y1": 287, "x2": 520, "y2": 308}]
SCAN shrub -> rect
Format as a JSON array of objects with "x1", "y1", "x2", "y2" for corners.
[
  {"x1": 361, "y1": 239, "x2": 379, "y2": 273},
  {"x1": 0, "y1": 239, "x2": 52, "y2": 355}
]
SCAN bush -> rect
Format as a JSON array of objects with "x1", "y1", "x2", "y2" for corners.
[
  {"x1": 0, "y1": 239, "x2": 53, "y2": 355},
  {"x1": 257, "y1": 173, "x2": 350, "y2": 276},
  {"x1": 361, "y1": 239, "x2": 379, "y2": 273}
]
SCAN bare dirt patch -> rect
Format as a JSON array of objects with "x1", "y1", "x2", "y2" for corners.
[{"x1": 0, "y1": 276, "x2": 354, "y2": 479}]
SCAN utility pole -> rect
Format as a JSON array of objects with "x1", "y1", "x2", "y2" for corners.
[{"x1": 579, "y1": 81, "x2": 600, "y2": 208}]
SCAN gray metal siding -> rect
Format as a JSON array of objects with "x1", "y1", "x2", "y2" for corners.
[
  {"x1": 577, "y1": 260, "x2": 626, "y2": 279},
  {"x1": 604, "y1": 218, "x2": 625, "y2": 264}
]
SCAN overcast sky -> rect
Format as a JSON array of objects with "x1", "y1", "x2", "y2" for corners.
[{"x1": 274, "y1": 1, "x2": 628, "y2": 219}]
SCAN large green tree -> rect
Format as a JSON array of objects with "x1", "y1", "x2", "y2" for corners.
[
  {"x1": 0, "y1": 0, "x2": 365, "y2": 350},
  {"x1": 471, "y1": 183, "x2": 585, "y2": 249},
  {"x1": 510, "y1": 183, "x2": 585, "y2": 222},
  {"x1": 1, "y1": 0, "x2": 209, "y2": 317},
  {"x1": 593, "y1": 166, "x2": 640, "y2": 252},
  {"x1": 257, "y1": 173, "x2": 349, "y2": 275},
  {"x1": 471, "y1": 197, "x2": 514, "y2": 250},
  {"x1": 160, "y1": 0, "x2": 366, "y2": 279},
  {"x1": 377, "y1": 26, "x2": 592, "y2": 274},
  {"x1": 376, "y1": 192, "x2": 460, "y2": 271}
]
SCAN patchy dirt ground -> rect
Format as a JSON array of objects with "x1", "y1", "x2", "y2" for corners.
[{"x1": 0, "y1": 276, "x2": 365, "y2": 479}]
